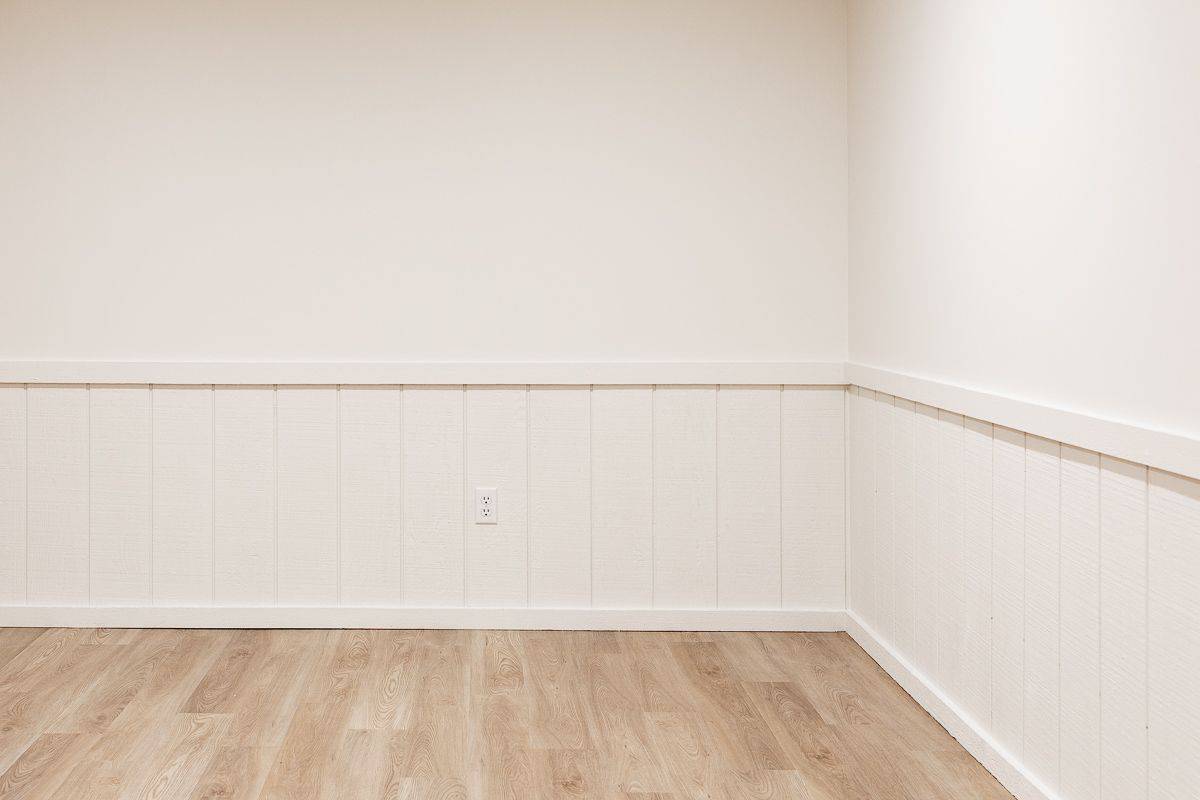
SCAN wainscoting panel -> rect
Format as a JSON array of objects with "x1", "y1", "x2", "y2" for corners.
[
  {"x1": 213, "y1": 386, "x2": 275, "y2": 606},
  {"x1": 527, "y1": 387, "x2": 590, "y2": 608},
  {"x1": 0, "y1": 387, "x2": 25, "y2": 605},
  {"x1": 89, "y1": 385, "x2": 151, "y2": 606},
  {"x1": 847, "y1": 385, "x2": 1200, "y2": 800},
  {"x1": 0, "y1": 383, "x2": 847, "y2": 619},
  {"x1": 27, "y1": 386, "x2": 89, "y2": 606}
]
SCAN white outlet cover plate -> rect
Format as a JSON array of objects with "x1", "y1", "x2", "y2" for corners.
[{"x1": 475, "y1": 487, "x2": 498, "y2": 524}]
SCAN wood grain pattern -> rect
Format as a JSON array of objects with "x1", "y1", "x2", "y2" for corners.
[
  {"x1": 89, "y1": 385, "x2": 152, "y2": 606},
  {"x1": 528, "y1": 387, "x2": 590, "y2": 609},
  {"x1": 213, "y1": 387, "x2": 276, "y2": 606},
  {"x1": 338, "y1": 387, "x2": 402, "y2": 607},
  {"x1": 782, "y1": 386, "x2": 845, "y2": 610},
  {"x1": 26, "y1": 386, "x2": 89, "y2": 606},
  {"x1": 151, "y1": 386, "x2": 214, "y2": 606},
  {"x1": 0, "y1": 628, "x2": 1013, "y2": 800},
  {"x1": 0, "y1": 386, "x2": 26, "y2": 605},
  {"x1": 652, "y1": 386, "x2": 717, "y2": 609},
  {"x1": 591, "y1": 387, "x2": 652, "y2": 609},
  {"x1": 275, "y1": 387, "x2": 339, "y2": 605}
]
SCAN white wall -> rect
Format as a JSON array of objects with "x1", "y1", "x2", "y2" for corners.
[
  {"x1": 847, "y1": 386, "x2": 1200, "y2": 800},
  {"x1": 848, "y1": 1, "x2": 1200, "y2": 440},
  {"x1": 0, "y1": 0, "x2": 848, "y2": 363},
  {"x1": 0, "y1": 384, "x2": 845, "y2": 615}
]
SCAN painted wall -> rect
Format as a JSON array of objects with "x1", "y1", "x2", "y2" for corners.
[
  {"x1": 848, "y1": 1, "x2": 1200, "y2": 439},
  {"x1": 0, "y1": 384, "x2": 845, "y2": 612},
  {"x1": 847, "y1": 386, "x2": 1200, "y2": 800},
  {"x1": 0, "y1": 0, "x2": 848, "y2": 363}
]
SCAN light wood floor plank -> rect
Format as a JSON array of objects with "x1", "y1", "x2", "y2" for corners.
[{"x1": 0, "y1": 628, "x2": 1013, "y2": 800}]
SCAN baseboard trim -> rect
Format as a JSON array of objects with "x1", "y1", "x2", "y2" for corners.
[
  {"x1": 0, "y1": 361, "x2": 847, "y2": 386},
  {"x1": 845, "y1": 611, "x2": 1058, "y2": 800},
  {"x1": 846, "y1": 362, "x2": 1200, "y2": 481},
  {"x1": 0, "y1": 606, "x2": 847, "y2": 631}
]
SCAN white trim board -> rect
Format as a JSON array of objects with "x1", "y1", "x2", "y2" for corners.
[
  {"x1": 0, "y1": 361, "x2": 847, "y2": 386},
  {"x1": 0, "y1": 606, "x2": 847, "y2": 631},
  {"x1": 846, "y1": 363, "x2": 1200, "y2": 481},
  {"x1": 845, "y1": 612, "x2": 1058, "y2": 800}
]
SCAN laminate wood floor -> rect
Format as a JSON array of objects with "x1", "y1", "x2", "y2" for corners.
[{"x1": 0, "y1": 628, "x2": 1012, "y2": 799}]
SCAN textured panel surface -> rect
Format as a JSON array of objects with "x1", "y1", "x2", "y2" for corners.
[
  {"x1": 591, "y1": 387, "x2": 652, "y2": 608},
  {"x1": 781, "y1": 386, "x2": 845, "y2": 609},
  {"x1": 276, "y1": 387, "x2": 339, "y2": 605},
  {"x1": 465, "y1": 387, "x2": 528, "y2": 607},
  {"x1": 89, "y1": 386, "x2": 151, "y2": 606},
  {"x1": 214, "y1": 387, "x2": 276, "y2": 606},
  {"x1": 152, "y1": 386, "x2": 214, "y2": 605},
  {"x1": 402, "y1": 387, "x2": 464, "y2": 606},
  {"x1": 528, "y1": 387, "x2": 590, "y2": 608},
  {"x1": 653, "y1": 386, "x2": 718, "y2": 609},
  {"x1": 26, "y1": 386, "x2": 89, "y2": 605},
  {"x1": 339, "y1": 387, "x2": 402, "y2": 607},
  {"x1": 717, "y1": 386, "x2": 782, "y2": 608},
  {"x1": 1099, "y1": 456, "x2": 1148, "y2": 800},
  {"x1": 0, "y1": 387, "x2": 26, "y2": 605},
  {"x1": 1148, "y1": 469, "x2": 1200, "y2": 800}
]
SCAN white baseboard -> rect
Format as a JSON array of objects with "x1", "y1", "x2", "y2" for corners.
[
  {"x1": 0, "y1": 606, "x2": 847, "y2": 632},
  {"x1": 845, "y1": 611, "x2": 1058, "y2": 800}
]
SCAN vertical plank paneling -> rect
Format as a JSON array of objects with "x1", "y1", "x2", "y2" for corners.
[
  {"x1": 465, "y1": 387, "x2": 528, "y2": 607},
  {"x1": 152, "y1": 386, "x2": 213, "y2": 605},
  {"x1": 782, "y1": 386, "x2": 845, "y2": 609},
  {"x1": 0, "y1": 387, "x2": 26, "y2": 605},
  {"x1": 848, "y1": 387, "x2": 875, "y2": 621},
  {"x1": 528, "y1": 387, "x2": 590, "y2": 608},
  {"x1": 89, "y1": 386, "x2": 151, "y2": 606},
  {"x1": 961, "y1": 416, "x2": 993, "y2": 727},
  {"x1": 1024, "y1": 434, "x2": 1061, "y2": 789},
  {"x1": 339, "y1": 387, "x2": 402, "y2": 607},
  {"x1": 653, "y1": 386, "x2": 717, "y2": 609},
  {"x1": 1148, "y1": 470, "x2": 1200, "y2": 800},
  {"x1": 1059, "y1": 444, "x2": 1101, "y2": 800},
  {"x1": 213, "y1": 386, "x2": 275, "y2": 606},
  {"x1": 936, "y1": 410, "x2": 965, "y2": 694},
  {"x1": 913, "y1": 402, "x2": 939, "y2": 676},
  {"x1": 276, "y1": 387, "x2": 338, "y2": 606},
  {"x1": 1099, "y1": 455, "x2": 1148, "y2": 800},
  {"x1": 591, "y1": 386, "x2": 652, "y2": 608},
  {"x1": 891, "y1": 398, "x2": 917, "y2": 658},
  {"x1": 26, "y1": 386, "x2": 89, "y2": 605},
  {"x1": 991, "y1": 425, "x2": 1025, "y2": 759},
  {"x1": 873, "y1": 393, "x2": 895, "y2": 638},
  {"x1": 402, "y1": 386, "x2": 464, "y2": 606},
  {"x1": 717, "y1": 386, "x2": 782, "y2": 609}
]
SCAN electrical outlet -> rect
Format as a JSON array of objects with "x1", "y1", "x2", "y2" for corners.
[{"x1": 475, "y1": 487, "x2": 498, "y2": 524}]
